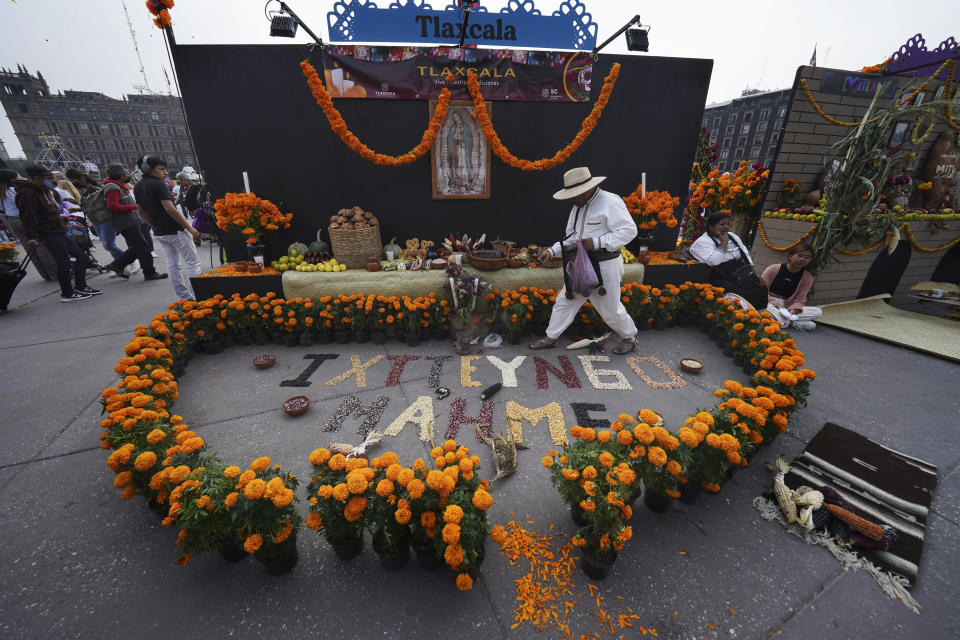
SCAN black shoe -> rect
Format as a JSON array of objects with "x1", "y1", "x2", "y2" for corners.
[
  {"x1": 76, "y1": 286, "x2": 103, "y2": 296},
  {"x1": 106, "y1": 263, "x2": 130, "y2": 279},
  {"x1": 144, "y1": 272, "x2": 168, "y2": 281},
  {"x1": 60, "y1": 292, "x2": 91, "y2": 303}
]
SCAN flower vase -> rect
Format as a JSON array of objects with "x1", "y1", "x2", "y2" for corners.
[
  {"x1": 635, "y1": 250, "x2": 651, "y2": 266},
  {"x1": 579, "y1": 544, "x2": 617, "y2": 580},
  {"x1": 454, "y1": 329, "x2": 474, "y2": 355},
  {"x1": 570, "y1": 503, "x2": 590, "y2": 527},
  {"x1": 327, "y1": 533, "x2": 364, "y2": 560},
  {"x1": 449, "y1": 311, "x2": 484, "y2": 340},
  {"x1": 373, "y1": 530, "x2": 410, "y2": 571},
  {"x1": 643, "y1": 489, "x2": 674, "y2": 513},
  {"x1": 261, "y1": 534, "x2": 299, "y2": 575},
  {"x1": 218, "y1": 535, "x2": 248, "y2": 562},
  {"x1": 414, "y1": 542, "x2": 443, "y2": 570},
  {"x1": 677, "y1": 482, "x2": 702, "y2": 505}
]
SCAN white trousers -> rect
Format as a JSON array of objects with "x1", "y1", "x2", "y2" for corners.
[
  {"x1": 767, "y1": 300, "x2": 822, "y2": 323},
  {"x1": 546, "y1": 256, "x2": 637, "y2": 340},
  {"x1": 155, "y1": 230, "x2": 201, "y2": 300}
]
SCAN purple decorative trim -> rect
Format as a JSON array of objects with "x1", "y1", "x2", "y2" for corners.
[{"x1": 886, "y1": 33, "x2": 960, "y2": 79}]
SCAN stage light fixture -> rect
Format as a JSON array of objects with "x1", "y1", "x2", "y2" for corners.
[
  {"x1": 270, "y1": 12, "x2": 298, "y2": 38},
  {"x1": 625, "y1": 26, "x2": 649, "y2": 52}
]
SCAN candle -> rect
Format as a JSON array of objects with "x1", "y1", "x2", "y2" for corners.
[
  {"x1": 242, "y1": 171, "x2": 251, "y2": 194},
  {"x1": 470, "y1": 277, "x2": 478, "y2": 310},
  {"x1": 641, "y1": 172, "x2": 646, "y2": 199},
  {"x1": 449, "y1": 278, "x2": 459, "y2": 308}
]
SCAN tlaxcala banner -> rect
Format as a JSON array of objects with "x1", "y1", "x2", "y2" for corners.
[{"x1": 320, "y1": 45, "x2": 595, "y2": 103}]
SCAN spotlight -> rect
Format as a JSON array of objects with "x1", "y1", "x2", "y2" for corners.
[
  {"x1": 266, "y1": 2, "x2": 325, "y2": 46},
  {"x1": 625, "y1": 26, "x2": 649, "y2": 52},
  {"x1": 270, "y1": 12, "x2": 298, "y2": 38}
]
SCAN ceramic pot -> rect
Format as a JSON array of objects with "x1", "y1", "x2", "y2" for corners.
[
  {"x1": 262, "y1": 535, "x2": 299, "y2": 575},
  {"x1": 334, "y1": 331, "x2": 351, "y2": 344},
  {"x1": 283, "y1": 333, "x2": 299, "y2": 347},
  {"x1": 371, "y1": 331, "x2": 388, "y2": 345},
  {"x1": 328, "y1": 533, "x2": 364, "y2": 560},
  {"x1": 643, "y1": 489, "x2": 674, "y2": 513},
  {"x1": 580, "y1": 546, "x2": 617, "y2": 580}
]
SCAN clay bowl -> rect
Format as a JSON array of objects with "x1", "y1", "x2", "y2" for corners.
[
  {"x1": 247, "y1": 262, "x2": 263, "y2": 273},
  {"x1": 253, "y1": 354, "x2": 276, "y2": 369},
  {"x1": 232, "y1": 261, "x2": 249, "y2": 272},
  {"x1": 467, "y1": 249, "x2": 505, "y2": 271},
  {"x1": 679, "y1": 358, "x2": 703, "y2": 374},
  {"x1": 282, "y1": 395, "x2": 310, "y2": 417}
]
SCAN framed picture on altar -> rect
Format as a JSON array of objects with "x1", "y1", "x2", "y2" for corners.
[
  {"x1": 889, "y1": 121, "x2": 909, "y2": 148},
  {"x1": 431, "y1": 100, "x2": 491, "y2": 200}
]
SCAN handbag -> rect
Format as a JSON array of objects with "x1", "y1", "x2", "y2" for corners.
[
  {"x1": 711, "y1": 234, "x2": 768, "y2": 309},
  {"x1": 565, "y1": 239, "x2": 600, "y2": 297}
]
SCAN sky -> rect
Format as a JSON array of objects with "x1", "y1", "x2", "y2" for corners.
[{"x1": 1, "y1": 0, "x2": 958, "y2": 159}]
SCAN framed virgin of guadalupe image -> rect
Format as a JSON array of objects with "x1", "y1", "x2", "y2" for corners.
[
  {"x1": 430, "y1": 100, "x2": 491, "y2": 199},
  {"x1": 889, "y1": 121, "x2": 910, "y2": 147}
]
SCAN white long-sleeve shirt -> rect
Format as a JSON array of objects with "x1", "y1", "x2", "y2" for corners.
[
  {"x1": 689, "y1": 231, "x2": 753, "y2": 266},
  {"x1": 547, "y1": 188, "x2": 637, "y2": 258}
]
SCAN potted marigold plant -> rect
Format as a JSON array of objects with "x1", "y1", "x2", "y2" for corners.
[
  {"x1": 307, "y1": 448, "x2": 369, "y2": 559},
  {"x1": 542, "y1": 431, "x2": 635, "y2": 580},
  {"x1": 428, "y1": 440, "x2": 492, "y2": 591},
  {"x1": 366, "y1": 451, "x2": 412, "y2": 570},
  {"x1": 213, "y1": 192, "x2": 293, "y2": 262}
]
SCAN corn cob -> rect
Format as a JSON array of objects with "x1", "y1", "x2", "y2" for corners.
[
  {"x1": 824, "y1": 503, "x2": 885, "y2": 541},
  {"x1": 771, "y1": 456, "x2": 798, "y2": 522}
]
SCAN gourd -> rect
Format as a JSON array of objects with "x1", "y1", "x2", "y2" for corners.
[
  {"x1": 383, "y1": 237, "x2": 402, "y2": 257},
  {"x1": 288, "y1": 242, "x2": 308, "y2": 257},
  {"x1": 309, "y1": 240, "x2": 329, "y2": 254}
]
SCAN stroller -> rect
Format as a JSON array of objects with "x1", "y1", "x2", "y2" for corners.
[
  {"x1": 64, "y1": 214, "x2": 106, "y2": 273},
  {"x1": 0, "y1": 245, "x2": 36, "y2": 313}
]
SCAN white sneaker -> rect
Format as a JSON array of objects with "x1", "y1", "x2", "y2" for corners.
[
  {"x1": 129, "y1": 262, "x2": 141, "y2": 275},
  {"x1": 793, "y1": 320, "x2": 817, "y2": 331},
  {"x1": 60, "y1": 292, "x2": 91, "y2": 303},
  {"x1": 151, "y1": 251, "x2": 158, "y2": 258}
]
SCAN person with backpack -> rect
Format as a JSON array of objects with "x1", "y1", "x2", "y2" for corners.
[
  {"x1": 68, "y1": 169, "x2": 122, "y2": 264},
  {"x1": 689, "y1": 211, "x2": 769, "y2": 310},
  {"x1": 101, "y1": 163, "x2": 166, "y2": 282},
  {"x1": 134, "y1": 156, "x2": 200, "y2": 300},
  {"x1": 15, "y1": 164, "x2": 101, "y2": 302},
  {"x1": 527, "y1": 167, "x2": 639, "y2": 355}
]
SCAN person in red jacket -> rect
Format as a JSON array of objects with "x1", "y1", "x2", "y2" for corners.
[
  {"x1": 761, "y1": 243, "x2": 822, "y2": 331},
  {"x1": 101, "y1": 164, "x2": 166, "y2": 281},
  {"x1": 16, "y1": 164, "x2": 101, "y2": 302}
]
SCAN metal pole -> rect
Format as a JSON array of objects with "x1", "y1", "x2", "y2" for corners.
[
  {"x1": 279, "y1": 2, "x2": 325, "y2": 47},
  {"x1": 592, "y1": 15, "x2": 641, "y2": 57}
]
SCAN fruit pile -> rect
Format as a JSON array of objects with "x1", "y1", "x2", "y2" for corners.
[{"x1": 271, "y1": 242, "x2": 346, "y2": 273}]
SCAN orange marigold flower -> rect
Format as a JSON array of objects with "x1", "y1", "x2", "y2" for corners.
[{"x1": 244, "y1": 534, "x2": 263, "y2": 554}]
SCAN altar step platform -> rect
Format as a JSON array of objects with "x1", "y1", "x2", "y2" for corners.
[{"x1": 190, "y1": 261, "x2": 709, "y2": 301}]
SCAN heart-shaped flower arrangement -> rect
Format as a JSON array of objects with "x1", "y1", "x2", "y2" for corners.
[{"x1": 97, "y1": 282, "x2": 814, "y2": 584}]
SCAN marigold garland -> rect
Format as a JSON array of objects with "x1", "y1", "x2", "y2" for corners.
[
  {"x1": 756, "y1": 220, "x2": 818, "y2": 252},
  {"x1": 466, "y1": 63, "x2": 620, "y2": 171},
  {"x1": 910, "y1": 108, "x2": 936, "y2": 146},
  {"x1": 300, "y1": 60, "x2": 451, "y2": 166},
  {"x1": 901, "y1": 222, "x2": 960, "y2": 253},
  {"x1": 145, "y1": 0, "x2": 174, "y2": 29},
  {"x1": 940, "y1": 61, "x2": 960, "y2": 132},
  {"x1": 800, "y1": 59, "x2": 948, "y2": 127}
]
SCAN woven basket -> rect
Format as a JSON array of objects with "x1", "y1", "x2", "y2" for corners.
[
  {"x1": 328, "y1": 224, "x2": 382, "y2": 269},
  {"x1": 467, "y1": 249, "x2": 505, "y2": 271}
]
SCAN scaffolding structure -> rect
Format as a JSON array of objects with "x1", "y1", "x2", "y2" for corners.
[{"x1": 33, "y1": 134, "x2": 97, "y2": 176}]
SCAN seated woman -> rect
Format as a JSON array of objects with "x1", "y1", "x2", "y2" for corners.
[
  {"x1": 689, "y1": 212, "x2": 768, "y2": 309},
  {"x1": 761, "y1": 243, "x2": 822, "y2": 330}
]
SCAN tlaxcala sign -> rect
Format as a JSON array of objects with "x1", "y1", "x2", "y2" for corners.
[{"x1": 326, "y1": 0, "x2": 598, "y2": 51}]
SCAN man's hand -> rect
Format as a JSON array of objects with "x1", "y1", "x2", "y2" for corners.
[
  {"x1": 27, "y1": 239, "x2": 38, "y2": 247},
  {"x1": 537, "y1": 249, "x2": 553, "y2": 264},
  {"x1": 187, "y1": 227, "x2": 200, "y2": 241},
  {"x1": 581, "y1": 238, "x2": 595, "y2": 251}
]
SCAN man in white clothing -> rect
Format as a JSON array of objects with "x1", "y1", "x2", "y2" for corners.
[{"x1": 529, "y1": 167, "x2": 639, "y2": 355}]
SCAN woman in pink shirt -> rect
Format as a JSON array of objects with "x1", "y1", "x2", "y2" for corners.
[{"x1": 761, "y1": 243, "x2": 822, "y2": 331}]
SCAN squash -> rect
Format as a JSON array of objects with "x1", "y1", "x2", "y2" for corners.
[
  {"x1": 383, "y1": 237, "x2": 402, "y2": 258},
  {"x1": 309, "y1": 239, "x2": 329, "y2": 254},
  {"x1": 288, "y1": 242, "x2": 308, "y2": 257}
]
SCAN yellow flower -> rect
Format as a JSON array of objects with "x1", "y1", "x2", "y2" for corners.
[
  {"x1": 598, "y1": 452, "x2": 614, "y2": 468},
  {"x1": 332, "y1": 483, "x2": 350, "y2": 501},
  {"x1": 223, "y1": 465, "x2": 242, "y2": 478},
  {"x1": 442, "y1": 522, "x2": 461, "y2": 545},
  {"x1": 444, "y1": 504, "x2": 464, "y2": 524},
  {"x1": 490, "y1": 524, "x2": 507, "y2": 545},
  {"x1": 472, "y1": 489, "x2": 493, "y2": 510},
  {"x1": 224, "y1": 492, "x2": 239, "y2": 508},
  {"x1": 308, "y1": 448, "x2": 331, "y2": 466},
  {"x1": 250, "y1": 456, "x2": 272, "y2": 472},
  {"x1": 456, "y1": 573, "x2": 473, "y2": 591},
  {"x1": 134, "y1": 451, "x2": 157, "y2": 472},
  {"x1": 243, "y1": 478, "x2": 267, "y2": 500},
  {"x1": 346, "y1": 469, "x2": 368, "y2": 494},
  {"x1": 541, "y1": 456, "x2": 554, "y2": 468},
  {"x1": 243, "y1": 534, "x2": 262, "y2": 553}
]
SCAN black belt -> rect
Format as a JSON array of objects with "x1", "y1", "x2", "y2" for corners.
[{"x1": 590, "y1": 249, "x2": 620, "y2": 262}]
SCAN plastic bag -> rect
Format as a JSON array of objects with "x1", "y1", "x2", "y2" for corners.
[{"x1": 565, "y1": 239, "x2": 599, "y2": 297}]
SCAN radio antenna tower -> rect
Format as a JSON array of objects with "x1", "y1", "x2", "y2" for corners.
[{"x1": 121, "y1": 0, "x2": 152, "y2": 93}]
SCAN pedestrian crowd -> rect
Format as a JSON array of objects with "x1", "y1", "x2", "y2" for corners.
[{"x1": 0, "y1": 156, "x2": 206, "y2": 303}]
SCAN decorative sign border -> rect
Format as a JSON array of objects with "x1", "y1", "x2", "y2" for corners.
[
  {"x1": 327, "y1": 0, "x2": 598, "y2": 51},
  {"x1": 886, "y1": 33, "x2": 960, "y2": 79}
]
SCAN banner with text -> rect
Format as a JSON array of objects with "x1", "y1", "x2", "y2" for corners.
[{"x1": 321, "y1": 46, "x2": 595, "y2": 103}]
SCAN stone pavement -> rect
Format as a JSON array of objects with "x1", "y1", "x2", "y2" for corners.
[{"x1": 1, "y1": 241, "x2": 958, "y2": 640}]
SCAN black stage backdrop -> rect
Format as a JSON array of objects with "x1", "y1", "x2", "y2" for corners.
[{"x1": 171, "y1": 43, "x2": 711, "y2": 257}]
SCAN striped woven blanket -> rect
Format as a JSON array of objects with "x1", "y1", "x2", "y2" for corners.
[{"x1": 780, "y1": 423, "x2": 937, "y2": 588}]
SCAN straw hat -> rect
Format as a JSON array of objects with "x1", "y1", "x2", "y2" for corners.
[{"x1": 552, "y1": 167, "x2": 606, "y2": 200}]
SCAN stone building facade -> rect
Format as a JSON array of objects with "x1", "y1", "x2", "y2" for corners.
[
  {"x1": 702, "y1": 87, "x2": 793, "y2": 174},
  {"x1": 0, "y1": 65, "x2": 195, "y2": 174}
]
